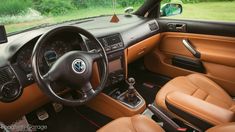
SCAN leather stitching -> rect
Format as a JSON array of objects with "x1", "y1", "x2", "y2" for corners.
[
  {"x1": 204, "y1": 94, "x2": 209, "y2": 101},
  {"x1": 191, "y1": 88, "x2": 198, "y2": 96},
  {"x1": 187, "y1": 75, "x2": 232, "y2": 108}
]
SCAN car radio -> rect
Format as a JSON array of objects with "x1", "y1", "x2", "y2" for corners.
[{"x1": 107, "y1": 54, "x2": 125, "y2": 86}]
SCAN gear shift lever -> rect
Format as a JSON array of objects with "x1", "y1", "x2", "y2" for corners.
[
  {"x1": 114, "y1": 77, "x2": 142, "y2": 108},
  {"x1": 126, "y1": 77, "x2": 135, "y2": 90},
  {"x1": 125, "y1": 77, "x2": 138, "y2": 102}
]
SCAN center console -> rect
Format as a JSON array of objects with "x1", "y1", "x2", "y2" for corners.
[
  {"x1": 87, "y1": 33, "x2": 126, "y2": 86},
  {"x1": 109, "y1": 78, "x2": 144, "y2": 109},
  {"x1": 87, "y1": 34, "x2": 146, "y2": 119}
]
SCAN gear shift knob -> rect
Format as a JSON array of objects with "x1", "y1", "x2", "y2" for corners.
[{"x1": 127, "y1": 77, "x2": 135, "y2": 85}]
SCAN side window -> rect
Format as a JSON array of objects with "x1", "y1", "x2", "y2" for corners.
[{"x1": 160, "y1": 0, "x2": 235, "y2": 22}]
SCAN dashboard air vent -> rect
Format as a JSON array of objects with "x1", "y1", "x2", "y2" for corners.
[
  {"x1": 0, "y1": 67, "x2": 22, "y2": 102},
  {"x1": 149, "y1": 22, "x2": 158, "y2": 31},
  {"x1": 86, "y1": 38, "x2": 104, "y2": 50},
  {"x1": 104, "y1": 34, "x2": 122, "y2": 46},
  {"x1": 0, "y1": 67, "x2": 12, "y2": 86}
]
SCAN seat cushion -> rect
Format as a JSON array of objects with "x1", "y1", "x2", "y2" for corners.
[
  {"x1": 97, "y1": 115, "x2": 164, "y2": 132},
  {"x1": 166, "y1": 91, "x2": 235, "y2": 127},
  {"x1": 206, "y1": 122, "x2": 235, "y2": 132},
  {"x1": 155, "y1": 74, "x2": 235, "y2": 124}
]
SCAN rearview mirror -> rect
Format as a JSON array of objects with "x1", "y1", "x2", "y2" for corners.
[
  {"x1": 0, "y1": 25, "x2": 7, "y2": 44},
  {"x1": 161, "y1": 3, "x2": 182, "y2": 17}
]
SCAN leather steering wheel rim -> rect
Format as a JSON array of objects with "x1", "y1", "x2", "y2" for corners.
[{"x1": 31, "y1": 26, "x2": 108, "y2": 106}]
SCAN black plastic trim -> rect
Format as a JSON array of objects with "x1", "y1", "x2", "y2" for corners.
[
  {"x1": 158, "y1": 18, "x2": 235, "y2": 37},
  {"x1": 172, "y1": 56, "x2": 205, "y2": 73},
  {"x1": 166, "y1": 100, "x2": 213, "y2": 131}
]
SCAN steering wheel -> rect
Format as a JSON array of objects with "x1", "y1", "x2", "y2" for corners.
[{"x1": 31, "y1": 26, "x2": 108, "y2": 106}]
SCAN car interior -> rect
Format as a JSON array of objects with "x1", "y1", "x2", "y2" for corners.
[{"x1": 0, "y1": 0, "x2": 235, "y2": 131}]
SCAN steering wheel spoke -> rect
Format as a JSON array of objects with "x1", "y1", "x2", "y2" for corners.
[
  {"x1": 42, "y1": 68, "x2": 59, "y2": 82},
  {"x1": 81, "y1": 81, "x2": 95, "y2": 96},
  {"x1": 88, "y1": 50, "x2": 103, "y2": 61},
  {"x1": 42, "y1": 73, "x2": 50, "y2": 84}
]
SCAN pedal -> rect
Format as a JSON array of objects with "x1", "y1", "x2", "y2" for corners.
[
  {"x1": 52, "y1": 102, "x2": 63, "y2": 113},
  {"x1": 36, "y1": 109, "x2": 49, "y2": 121}
]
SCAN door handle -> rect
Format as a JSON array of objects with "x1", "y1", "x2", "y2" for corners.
[
  {"x1": 175, "y1": 24, "x2": 186, "y2": 32},
  {"x1": 182, "y1": 39, "x2": 201, "y2": 58},
  {"x1": 167, "y1": 23, "x2": 187, "y2": 32}
]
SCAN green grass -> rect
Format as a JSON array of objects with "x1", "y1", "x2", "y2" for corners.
[
  {"x1": 52, "y1": 7, "x2": 126, "y2": 22},
  {"x1": 166, "y1": 1, "x2": 235, "y2": 22},
  {"x1": 0, "y1": 0, "x2": 32, "y2": 16},
  {"x1": 4, "y1": 1, "x2": 235, "y2": 34},
  {"x1": 4, "y1": 7, "x2": 129, "y2": 33}
]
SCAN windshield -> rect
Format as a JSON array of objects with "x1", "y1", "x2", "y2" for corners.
[{"x1": 0, "y1": 0, "x2": 145, "y2": 34}]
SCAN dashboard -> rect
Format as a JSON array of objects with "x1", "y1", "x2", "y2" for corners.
[{"x1": 0, "y1": 14, "x2": 160, "y2": 123}]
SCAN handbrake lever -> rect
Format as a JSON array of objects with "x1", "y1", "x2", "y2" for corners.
[{"x1": 148, "y1": 104, "x2": 187, "y2": 132}]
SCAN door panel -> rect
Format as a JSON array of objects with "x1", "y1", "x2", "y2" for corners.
[
  {"x1": 144, "y1": 32, "x2": 235, "y2": 96},
  {"x1": 159, "y1": 32, "x2": 235, "y2": 67}
]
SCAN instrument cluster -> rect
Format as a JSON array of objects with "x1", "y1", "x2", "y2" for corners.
[{"x1": 16, "y1": 35, "x2": 82, "y2": 74}]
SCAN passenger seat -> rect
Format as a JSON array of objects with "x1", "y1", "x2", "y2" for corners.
[
  {"x1": 155, "y1": 74, "x2": 235, "y2": 130},
  {"x1": 98, "y1": 115, "x2": 235, "y2": 132}
]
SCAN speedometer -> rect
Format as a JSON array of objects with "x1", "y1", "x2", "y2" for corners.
[{"x1": 51, "y1": 40, "x2": 71, "y2": 57}]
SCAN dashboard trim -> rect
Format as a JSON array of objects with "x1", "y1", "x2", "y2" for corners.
[{"x1": 0, "y1": 83, "x2": 48, "y2": 123}]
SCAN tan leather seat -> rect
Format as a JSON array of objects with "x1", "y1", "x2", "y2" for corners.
[
  {"x1": 97, "y1": 115, "x2": 164, "y2": 132},
  {"x1": 155, "y1": 74, "x2": 235, "y2": 126},
  {"x1": 206, "y1": 122, "x2": 235, "y2": 132},
  {"x1": 98, "y1": 115, "x2": 235, "y2": 132}
]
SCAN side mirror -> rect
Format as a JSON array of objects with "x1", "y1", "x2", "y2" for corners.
[
  {"x1": 160, "y1": 3, "x2": 182, "y2": 17},
  {"x1": 124, "y1": 7, "x2": 134, "y2": 14},
  {"x1": 0, "y1": 25, "x2": 7, "y2": 44}
]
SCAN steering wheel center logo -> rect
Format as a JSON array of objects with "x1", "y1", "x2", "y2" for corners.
[{"x1": 72, "y1": 59, "x2": 86, "y2": 74}]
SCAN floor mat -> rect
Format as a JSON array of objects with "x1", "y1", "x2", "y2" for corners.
[
  {"x1": 135, "y1": 82, "x2": 160, "y2": 104},
  {"x1": 76, "y1": 106, "x2": 112, "y2": 127},
  {"x1": 26, "y1": 104, "x2": 112, "y2": 132},
  {"x1": 128, "y1": 61, "x2": 171, "y2": 104}
]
